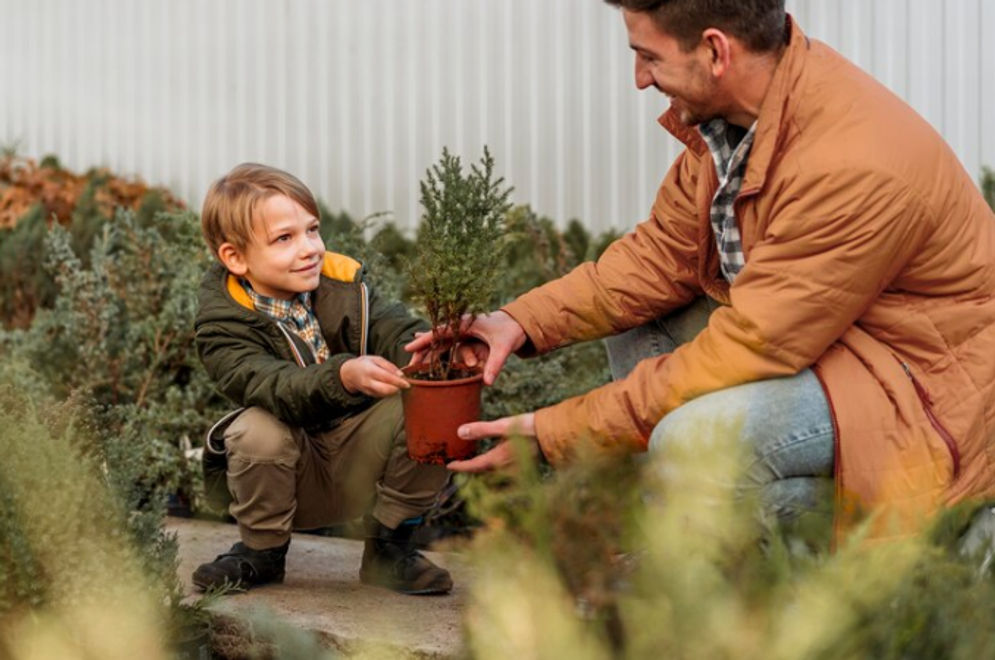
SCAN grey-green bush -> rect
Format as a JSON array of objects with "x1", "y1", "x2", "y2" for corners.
[{"x1": 3, "y1": 207, "x2": 229, "y2": 514}]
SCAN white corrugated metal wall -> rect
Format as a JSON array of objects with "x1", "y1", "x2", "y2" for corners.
[{"x1": 2, "y1": 1, "x2": 993, "y2": 233}]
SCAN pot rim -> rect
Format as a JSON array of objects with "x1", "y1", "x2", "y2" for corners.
[{"x1": 401, "y1": 363, "x2": 484, "y2": 387}]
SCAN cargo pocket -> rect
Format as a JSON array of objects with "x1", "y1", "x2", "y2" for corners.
[{"x1": 202, "y1": 408, "x2": 245, "y2": 512}]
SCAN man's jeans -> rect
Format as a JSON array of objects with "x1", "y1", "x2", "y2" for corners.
[{"x1": 604, "y1": 297, "x2": 835, "y2": 523}]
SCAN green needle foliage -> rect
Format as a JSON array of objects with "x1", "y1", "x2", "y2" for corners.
[
  {"x1": 408, "y1": 147, "x2": 513, "y2": 380},
  {"x1": 460, "y1": 433, "x2": 995, "y2": 660}
]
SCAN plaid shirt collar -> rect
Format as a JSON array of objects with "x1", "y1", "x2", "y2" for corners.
[
  {"x1": 240, "y1": 280, "x2": 330, "y2": 364},
  {"x1": 698, "y1": 118, "x2": 757, "y2": 283}
]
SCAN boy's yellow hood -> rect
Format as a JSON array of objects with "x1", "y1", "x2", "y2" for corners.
[
  {"x1": 226, "y1": 251, "x2": 362, "y2": 310},
  {"x1": 319, "y1": 250, "x2": 363, "y2": 281}
]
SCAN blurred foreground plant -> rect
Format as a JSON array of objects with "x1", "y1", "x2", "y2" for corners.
[
  {"x1": 458, "y1": 431, "x2": 995, "y2": 659},
  {"x1": 0, "y1": 385, "x2": 171, "y2": 658},
  {"x1": 0, "y1": 379, "x2": 336, "y2": 657}
]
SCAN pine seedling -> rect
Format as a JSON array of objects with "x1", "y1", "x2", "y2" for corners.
[{"x1": 409, "y1": 147, "x2": 512, "y2": 380}]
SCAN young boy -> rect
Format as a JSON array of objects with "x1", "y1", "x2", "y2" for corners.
[{"x1": 192, "y1": 163, "x2": 452, "y2": 595}]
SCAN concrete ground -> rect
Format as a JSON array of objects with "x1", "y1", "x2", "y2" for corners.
[{"x1": 167, "y1": 516, "x2": 469, "y2": 658}]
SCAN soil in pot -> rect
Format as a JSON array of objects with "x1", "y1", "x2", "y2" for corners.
[{"x1": 401, "y1": 363, "x2": 484, "y2": 465}]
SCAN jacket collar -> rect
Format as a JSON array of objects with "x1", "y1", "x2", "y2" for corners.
[
  {"x1": 658, "y1": 15, "x2": 810, "y2": 196},
  {"x1": 225, "y1": 251, "x2": 363, "y2": 311}
]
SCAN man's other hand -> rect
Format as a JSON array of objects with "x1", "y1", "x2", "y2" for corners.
[{"x1": 446, "y1": 413, "x2": 538, "y2": 472}]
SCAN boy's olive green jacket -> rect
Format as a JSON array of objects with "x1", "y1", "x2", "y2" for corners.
[{"x1": 195, "y1": 251, "x2": 426, "y2": 431}]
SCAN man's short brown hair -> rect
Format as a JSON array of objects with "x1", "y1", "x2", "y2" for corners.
[
  {"x1": 605, "y1": 0, "x2": 787, "y2": 53},
  {"x1": 200, "y1": 163, "x2": 320, "y2": 257}
]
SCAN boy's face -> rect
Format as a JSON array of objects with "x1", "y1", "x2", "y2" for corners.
[{"x1": 218, "y1": 194, "x2": 325, "y2": 300}]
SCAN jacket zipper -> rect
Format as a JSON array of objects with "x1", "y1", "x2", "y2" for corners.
[
  {"x1": 900, "y1": 361, "x2": 961, "y2": 480},
  {"x1": 275, "y1": 322, "x2": 310, "y2": 367},
  {"x1": 359, "y1": 282, "x2": 369, "y2": 356}
]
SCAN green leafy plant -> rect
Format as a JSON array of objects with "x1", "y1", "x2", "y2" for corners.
[
  {"x1": 407, "y1": 147, "x2": 513, "y2": 380},
  {"x1": 982, "y1": 166, "x2": 994, "y2": 212}
]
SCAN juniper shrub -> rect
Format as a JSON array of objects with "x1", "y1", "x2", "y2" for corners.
[{"x1": 407, "y1": 147, "x2": 513, "y2": 380}]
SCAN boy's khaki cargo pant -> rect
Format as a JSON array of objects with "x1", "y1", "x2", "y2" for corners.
[{"x1": 221, "y1": 395, "x2": 449, "y2": 550}]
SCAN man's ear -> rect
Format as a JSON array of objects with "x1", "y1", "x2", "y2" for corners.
[
  {"x1": 217, "y1": 242, "x2": 248, "y2": 276},
  {"x1": 701, "y1": 28, "x2": 732, "y2": 77}
]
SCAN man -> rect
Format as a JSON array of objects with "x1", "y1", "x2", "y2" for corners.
[{"x1": 407, "y1": 0, "x2": 995, "y2": 537}]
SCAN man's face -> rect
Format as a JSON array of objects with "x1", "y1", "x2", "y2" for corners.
[
  {"x1": 234, "y1": 194, "x2": 325, "y2": 300},
  {"x1": 623, "y1": 9, "x2": 720, "y2": 126}
]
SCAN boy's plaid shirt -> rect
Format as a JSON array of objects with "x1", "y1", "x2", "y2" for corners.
[
  {"x1": 698, "y1": 118, "x2": 757, "y2": 283},
  {"x1": 241, "y1": 281, "x2": 330, "y2": 364}
]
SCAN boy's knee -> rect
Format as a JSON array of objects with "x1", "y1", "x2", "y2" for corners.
[
  {"x1": 380, "y1": 393, "x2": 403, "y2": 424},
  {"x1": 224, "y1": 407, "x2": 299, "y2": 464},
  {"x1": 367, "y1": 395, "x2": 405, "y2": 447}
]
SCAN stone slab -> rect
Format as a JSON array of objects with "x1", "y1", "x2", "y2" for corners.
[{"x1": 166, "y1": 516, "x2": 468, "y2": 658}]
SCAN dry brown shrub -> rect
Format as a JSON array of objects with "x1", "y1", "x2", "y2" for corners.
[{"x1": 0, "y1": 154, "x2": 183, "y2": 229}]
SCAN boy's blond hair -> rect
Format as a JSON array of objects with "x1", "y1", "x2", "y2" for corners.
[{"x1": 201, "y1": 163, "x2": 320, "y2": 257}]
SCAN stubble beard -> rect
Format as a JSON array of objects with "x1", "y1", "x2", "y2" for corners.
[
  {"x1": 669, "y1": 65, "x2": 721, "y2": 126},
  {"x1": 669, "y1": 96, "x2": 713, "y2": 127}
]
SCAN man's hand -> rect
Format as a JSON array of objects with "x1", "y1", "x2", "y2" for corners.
[
  {"x1": 405, "y1": 330, "x2": 489, "y2": 371},
  {"x1": 405, "y1": 311, "x2": 528, "y2": 386},
  {"x1": 340, "y1": 355, "x2": 410, "y2": 397},
  {"x1": 447, "y1": 413, "x2": 538, "y2": 472}
]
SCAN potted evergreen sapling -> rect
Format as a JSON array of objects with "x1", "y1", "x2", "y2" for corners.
[{"x1": 403, "y1": 147, "x2": 512, "y2": 464}]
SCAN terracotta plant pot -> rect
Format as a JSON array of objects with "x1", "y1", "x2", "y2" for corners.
[{"x1": 401, "y1": 363, "x2": 484, "y2": 465}]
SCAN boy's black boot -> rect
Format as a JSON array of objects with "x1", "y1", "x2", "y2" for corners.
[
  {"x1": 192, "y1": 540, "x2": 289, "y2": 592},
  {"x1": 359, "y1": 515, "x2": 453, "y2": 595}
]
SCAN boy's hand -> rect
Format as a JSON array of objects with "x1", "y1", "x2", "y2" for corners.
[{"x1": 340, "y1": 356, "x2": 410, "y2": 397}]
